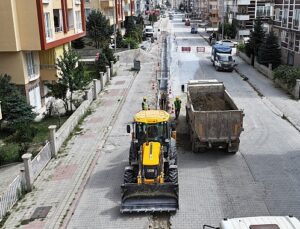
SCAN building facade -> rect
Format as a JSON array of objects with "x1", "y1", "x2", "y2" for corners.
[
  {"x1": 0, "y1": 0, "x2": 86, "y2": 112},
  {"x1": 273, "y1": 0, "x2": 300, "y2": 66}
]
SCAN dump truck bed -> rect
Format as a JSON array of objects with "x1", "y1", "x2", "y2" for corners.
[{"x1": 186, "y1": 80, "x2": 244, "y2": 153}]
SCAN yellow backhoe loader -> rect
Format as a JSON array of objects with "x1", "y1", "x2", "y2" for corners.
[{"x1": 121, "y1": 110, "x2": 179, "y2": 213}]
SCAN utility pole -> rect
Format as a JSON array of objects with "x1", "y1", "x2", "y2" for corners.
[
  {"x1": 0, "y1": 101, "x2": 2, "y2": 120},
  {"x1": 114, "y1": 0, "x2": 117, "y2": 52},
  {"x1": 221, "y1": 0, "x2": 224, "y2": 40}
]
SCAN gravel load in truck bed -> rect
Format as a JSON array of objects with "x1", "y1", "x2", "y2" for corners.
[{"x1": 191, "y1": 94, "x2": 232, "y2": 111}]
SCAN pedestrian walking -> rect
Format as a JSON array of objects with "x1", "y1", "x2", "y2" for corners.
[
  {"x1": 174, "y1": 96, "x2": 182, "y2": 120},
  {"x1": 142, "y1": 97, "x2": 149, "y2": 110},
  {"x1": 160, "y1": 92, "x2": 167, "y2": 110}
]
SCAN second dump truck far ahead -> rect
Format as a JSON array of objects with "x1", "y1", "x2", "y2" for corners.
[{"x1": 186, "y1": 80, "x2": 244, "y2": 153}]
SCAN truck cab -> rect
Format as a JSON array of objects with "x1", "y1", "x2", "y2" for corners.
[
  {"x1": 211, "y1": 44, "x2": 235, "y2": 72},
  {"x1": 144, "y1": 25, "x2": 154, "y2": 37},
  {"x1": 204, "y1": 216, "x2": 300, "y2": 229}
]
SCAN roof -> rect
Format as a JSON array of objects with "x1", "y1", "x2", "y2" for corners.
[
  {"x1": 220, "y1": 216, "x2": 300, "y2": 229},
  {"x1": 212, "y1": 44, "x2": 232, "y2": 53},
  {"x1": 134, "y1": 110, "x2": 170, "y2": 123}
]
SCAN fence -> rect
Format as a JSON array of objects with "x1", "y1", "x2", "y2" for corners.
[
  {"x1": 31, "y1": 142, "x2": 52, "y2": 180},
  {"x1": 0, "y1": 63, "x2": 115, "y2": 222},
  {"x1": 0, "y1": 174, "x2": 23, "y2": 221}
]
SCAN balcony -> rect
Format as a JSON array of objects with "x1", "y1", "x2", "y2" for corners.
[
  {"x1": 43, "y1": 0, "x2": 50, "y2": 3},
  {"x1": 210, "y1": 17, "x2": 219, "y2": 23},
  {"x1": 27, "y1": 65, "x2": 40, "y2": 82},
  {"x1": 238, "y1": 29, "x2": 250, "y2": 36},
  {"x1": 237, "y1": 0, "x2": 250, "y2": 5},
  {"x1": 236, "y1": 14, "x2": 249, "y2": 20},
  {"x1": 100, "y1": 0, "x2": 114, "y2": 9},
  {"x1": 75, "y1": 0, "x2": 81, "y2": 4}
]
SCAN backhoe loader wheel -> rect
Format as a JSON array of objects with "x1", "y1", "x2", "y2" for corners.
[
  {"x1": 168, "y1": 165, "x2": 178, "y2": 184},
  {"x1": 129, "y1": 143, "x2": 137, "y2": 165},
  {"x1": 124, "y1": 166, "x2": 135, "y2": 184},
  {"x1": 169, "y1": 139, "x2": 177, "y2": 165}
]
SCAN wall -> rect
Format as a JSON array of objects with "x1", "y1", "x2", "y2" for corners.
[
  {"x1": 0, "y1": 0, "x2": 19, "y2": 51},
  {"x1": 16, "y1": 0, "x2": 41, "y2": 50},
  {"x1": 0, "y1": 52, "x2": 26, "y2": 85},
  {"x1": 237, "y1": 51, "x2": 251, "y2": 65}
]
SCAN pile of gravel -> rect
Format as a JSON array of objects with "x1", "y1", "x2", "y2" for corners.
[{"x1": 192, "y1": 94, "x2": 232, "y2": 111}]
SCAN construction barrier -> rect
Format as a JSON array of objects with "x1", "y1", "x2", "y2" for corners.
[
  {"x1": 196, "y1": 47, "x2": 205, "y2": 52},
  {"x1": 181, "y1": 47, "x2": 191, "y2": 52}
]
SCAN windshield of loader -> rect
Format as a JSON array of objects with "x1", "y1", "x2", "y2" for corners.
[{"x1": 136, "y1": 122, "x2": 168, "y2": 141}]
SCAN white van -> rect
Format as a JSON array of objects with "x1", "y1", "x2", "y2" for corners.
[
  {"x1": 204, "y1": 216, "x2": 300, "y2": 229},
  {"x1": 144, "y1": 26, "x2": 154, "y2": 37}
]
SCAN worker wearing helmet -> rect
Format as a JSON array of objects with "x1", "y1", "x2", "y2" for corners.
[
  {"x1": 174, "y1": 96, "x2": 182, "y2": 120},
  {"x1": 142, "y1": 97, "x2": 149, "y2": 110}
]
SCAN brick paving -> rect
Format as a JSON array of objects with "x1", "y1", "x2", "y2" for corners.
[{"x1": 2, "y1": 57, "x2": 138, "y2": 229}]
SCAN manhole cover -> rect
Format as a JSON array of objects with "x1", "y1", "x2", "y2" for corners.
[{"x1": 31, "y1": 206, "x2": 52, "y2": 220}]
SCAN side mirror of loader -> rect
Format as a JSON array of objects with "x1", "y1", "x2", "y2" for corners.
[{"x1": 127, "y1": 124, "x2": 131, "y2": 133}]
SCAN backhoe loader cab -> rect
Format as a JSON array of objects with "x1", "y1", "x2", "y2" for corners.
[{"x1": 121, "y1": 110, "x2": 179, "y2": 213}]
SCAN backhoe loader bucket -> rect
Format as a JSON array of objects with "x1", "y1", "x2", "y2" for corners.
[{"x1": 121, "y1": 183, "x2": 179, "y2": 213}]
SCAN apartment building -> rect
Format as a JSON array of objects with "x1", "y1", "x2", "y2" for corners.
[
  {"x1": 0, "y1": 0, "x2": 85, "y2": 112},
  {"x1": 230, "y1": 0, "x2": 273, "y2": 39},
  {"x1": 273, "y1": 0, "x2": 300, "y2": 66},
  {"x1": 85, "y1": 0, "x2": 127, "y2": 27},
  {"x1": 209, "y1": 0, "x2": 220, "y2": 27}
]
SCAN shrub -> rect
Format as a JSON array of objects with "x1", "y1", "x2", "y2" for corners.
[
  {"x1": 123, "y1": 37, "x2": 139, "y2": 49},
  {"x1": 72, "y1": 38, "x2": 85, "y2": 49},
  {"x1": 236, "y1": 43, "x2": 245, "y2": 52},
  {"x1": 0, "y1": 144, "x2": 21, "y2": 165},
  {"x1": 273, "y1": 65, "x2": 300, "y2": 89}
]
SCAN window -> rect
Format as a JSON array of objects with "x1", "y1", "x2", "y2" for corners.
[
  {"x1": 68, "y1": 9, "x2": 74, "y2": 29},
  {"x1": 29, "y1": 84, "x2": 42, "y2": 111},
  {"x1": 85, "y1": 0, "x2": 90, "y2": 2},
  {"x1": 25, "y1": 52, "x2": 38, "y2": 80},
  {"x1": 53, "y1": 9, "x2": 63, "y2": 32},
  {"x1": 85, "y1": 8, "x2": 91, "y2": 19},
  {"x1": 275, "y1": 8, "x2": 280, "y2": 21},
  {"x1": 283, "y1": 8, "x2": 288, "y2": 24},
  {"x1": 75, "y1": 0, "x2": 81, "y2": 4},
  {"x1": 281, "y1": 30, "x2": 286, "y2": 42},
  {"x1": 293, "y1": 9, "x2": 300, "y2": 28},
  {"x1": 256, "y1": 6, "x2": 271, "y2": 17},
  {"x1": 44, "y1": 12, "x2": 53, "y2": 41},
  {"x1": 75, "y1": 11, "x2": 82, "y2": 32}
]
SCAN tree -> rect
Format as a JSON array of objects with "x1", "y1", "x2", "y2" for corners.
[
  {"x1": 257, "y1": 31, "x2": 281, "y2": 69},
  {"x1": 116, "y1": 29, "x2": 123, "y2": 48},
  {"x1": 248, "y1": 18, "x2": 266, "y2": 58},
  {"x1": 95, "y1": 52, "x2": 108, "y2": 73},
  {"x1": 125, "y1": 16, "x2": 136, "y2": 36},
  {"x1": 86, "y1": 10, "x2": 113, "y2": 49},
  {"x1": 0, "y1": 74, "x2": 36, "y2": 125},
  {"x1": 53, "y1": 48, "x2": 90, "y2": 113},
  {"x1": 103, "y1": 46, "x2": 117, "y2": 63}
]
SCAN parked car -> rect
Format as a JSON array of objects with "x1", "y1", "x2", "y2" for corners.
[
  {"x1": 217, "y1": 40, "x2": 238, "y2": 48},
  {"x1": 185, "y1": 19, "x2": 190, "y2": 26},
  {"x1": 191, "y1": 26, "x2": 197, "y2": 34}
]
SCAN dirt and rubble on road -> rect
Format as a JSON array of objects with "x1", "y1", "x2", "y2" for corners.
[{"x1": 191, "y1": 94, "x2": 232, "y2": 111}]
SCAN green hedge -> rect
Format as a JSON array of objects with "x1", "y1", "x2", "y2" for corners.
[
  {"x1": 0, "y1": 144, "x2": 21, "y2": 165},
  {"x1": 273, "y1": 65, "x2": 300, "y2": 89}
]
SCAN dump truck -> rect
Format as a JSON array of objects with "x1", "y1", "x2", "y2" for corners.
[
  {"x1": 186, "y1": 80, "x2": 244, "y2": 153},
  {"x1": 203, "y1": 216, "x2": 300, "y2": 229},
  {"x1": 211, "y1": 44, "x2": 235, "y2": 72},
  {"x1": 121, "y1": 110, "x2": 179, "y2": 213}
]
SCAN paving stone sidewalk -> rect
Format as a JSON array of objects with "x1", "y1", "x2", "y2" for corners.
[{"x1": 2, "y1": 58, "x2": 138, "y2": 229}]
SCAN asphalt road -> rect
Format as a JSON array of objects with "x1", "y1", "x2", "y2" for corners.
[
  {"x1": 67, "y1": 14, "x2": 300, "y2": 229},
  {"x1": 169, "y1": 14, "x2": 300, "y2": 228}
]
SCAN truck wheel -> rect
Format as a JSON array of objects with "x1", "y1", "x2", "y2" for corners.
[
  {"x1": 191, "y1": 139, "x2": 198, "y2": 153},
  {"x1": 186, "y1": 108, "x2": 189, "y2": 122},
  {"x1": 124, "y1": 166, "x2": 135, "y2": 184},
  {"x1": 227, "y1": 143, "x2": 239, "y2": 154},
  {"x1": 168, "y1": 165, "x2": 178, "y2": 184},
  {"x1": 169, "y1": 138, "x2": 177, "y2": 165}
]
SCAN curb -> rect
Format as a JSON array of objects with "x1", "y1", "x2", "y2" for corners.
[{"x1": 61, "y1": 70, "x2": 138, "y2": 229}]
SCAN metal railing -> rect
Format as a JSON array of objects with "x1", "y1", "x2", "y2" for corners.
[
  {"x1": 55, "y1": 26, "x2": 63, "y2": 33},
  {"x1": 27, "y1": 65, "x2": 40, "y2": 81},
  {"x1": 45, "y1": 27, "x2": 53, "y2": 41},
  {"x1": 0, "y1": 174, "x2": 23, "y2": 221}
]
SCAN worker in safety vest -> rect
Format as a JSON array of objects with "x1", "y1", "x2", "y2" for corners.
[
  {"x1": 142, "y1": 97, "x2": 149, "y2": 110},
  {"x1": 174, "y1": 96, "x2": 182, "y2": 120}
]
